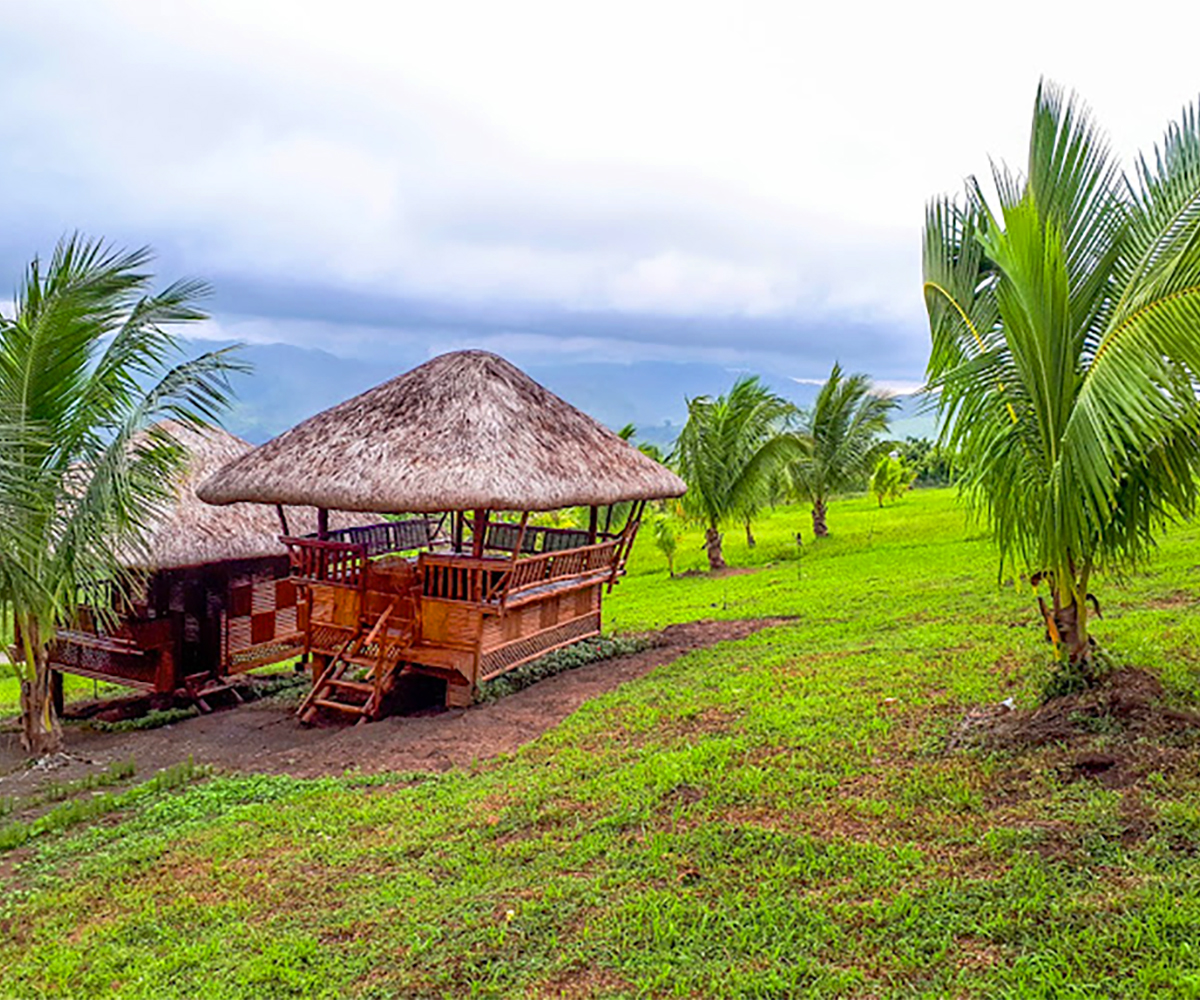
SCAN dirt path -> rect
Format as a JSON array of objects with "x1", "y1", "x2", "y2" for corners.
[{"x1": 0, "y1": 618, "x2": 788, "y2": 796}]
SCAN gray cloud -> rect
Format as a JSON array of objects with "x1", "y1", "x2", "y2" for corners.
[{"x1": 4, "y1": 1, "x2": 1195, "y2": 382}]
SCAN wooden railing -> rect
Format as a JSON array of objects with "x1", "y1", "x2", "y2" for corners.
[
  {"x1": 313, "y1": 518, "x2": 440, "y2": 558},
  {"x1": 281, "y1": 537, "x2": 368, "y2": 589},
  {"x1": 505, "y1": 539, "x2": 619, "y2": 594},
  {"x1": 418, "y1": 554, "x2": 509, "y2": 604},
  {"x1": 483, "y1": 522, "x2": 617, "y2": 555},
  {"x1": 418, "y1": 539, "x2": 621, "y2": 607}
]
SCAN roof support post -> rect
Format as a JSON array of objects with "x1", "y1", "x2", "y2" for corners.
[
  {"x1": 608, "y1": 499, "x2": 647, "y2": 592},
  {"x1": 452, "y1": 510, "x2": 464, "y2": 554},
  {"x1": 587, "y1": 505, "x2": 598, "y2": 545},
  {"x1": 512, "y1": 511, "x2": 530, "y2": 559},
  {"x1": 317, "y1": 507, "x2": 329, "y2": 540},
  {"x1": 275, "y1": 504, "x2": 291, "y2": 537},
  {"x1": 471, "y1": 509, "x2": 490, "y2": 559}
]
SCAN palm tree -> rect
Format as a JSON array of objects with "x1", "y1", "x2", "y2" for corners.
[
  {"x1": 789, "y1": 364, "x2": 896, "y2": 537},
  {"x1": 674, "y1": 376, "x2": 798, "y2": 570},
  {"x1": 923, "y1": 81, "x2": 1200, "y2": 674},
  {"x1": 651, "y1": 516, "x2": 678, "y2": 577},
  {"x1": 870, "y1": 451, "x2": 916, "y2": 507},
  {"x1": 0, "y1": 236, "x2": 244, "y2": 754}
]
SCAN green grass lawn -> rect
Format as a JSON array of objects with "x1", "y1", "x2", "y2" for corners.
[{"x1": 3, "y1": 488, "x2": 1200, "y2": 998}]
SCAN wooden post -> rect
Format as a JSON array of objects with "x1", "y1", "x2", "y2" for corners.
[
  {"x1": 452, "y1": 511, "x2": 464, "y2": 554},
  {"x1": 511, "y1": 511, "x2": 531, "y2": 558},
  {"x1": 471, "y1": 509, "x2": 489, "y2": 559},
  {"x1": 609, "y1": 500, "x2": 647, "y2": 591},
  {"x1": 588, "y1": 505, "x2": 598, "y2": 545},
  {"x1": 621, "y1": 499, "x2": 644, "y2": 534},
  {"x1": 317, "y1": 507, "x2": 329, "y2": 540},
  {"x1": 275, "y1": 504, "x2": 290, "y2": 536},
  {"x1": 51, "y1": 669, "x2": 64, "y2": 718}
]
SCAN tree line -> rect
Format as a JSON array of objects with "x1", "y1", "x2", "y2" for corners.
[{"x1": 667, "y1": 364, "x2": 900, "y2": 570}]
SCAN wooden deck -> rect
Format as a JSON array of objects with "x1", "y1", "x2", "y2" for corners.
[{"x1": 285, "y1": 511, "x2": 644, "y2": 722}]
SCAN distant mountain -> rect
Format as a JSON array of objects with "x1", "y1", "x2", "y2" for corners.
[{"x1": 184, "y1": 339, "x2": 936, "y2": 448}]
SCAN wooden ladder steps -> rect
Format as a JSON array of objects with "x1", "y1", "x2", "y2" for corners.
[
  {"x1": 341, "y1": 652, "x2": 400, "y2": 669},
  {"x1": 312, "y1": 697, "x2": 369, "y2": 715},
  {"x1": 298, "y1": 600, "x2": 405, "y2": 725},
  {"x1": 327, "y1": 678, "x2": 374, "y2": 695}
]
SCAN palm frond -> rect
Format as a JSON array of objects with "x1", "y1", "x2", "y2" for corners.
[
  {"x1": 922, "y1": 80, "x2": 1200, "y2": 607},
  {"x1": 0, "y1": 236, "x2": 246, "y2": 663}
]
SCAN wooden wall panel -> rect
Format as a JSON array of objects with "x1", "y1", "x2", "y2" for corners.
[{"x1": 420, "y1": 599, "x2": 480, "y2": 651}]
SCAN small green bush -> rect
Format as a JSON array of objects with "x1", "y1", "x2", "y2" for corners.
[
  {"x1": 90, "y1": 706, "x2": 199, "y2": 733},
  {"x1": 478, "y1": 634, "x2": 656, "y2": 701}
]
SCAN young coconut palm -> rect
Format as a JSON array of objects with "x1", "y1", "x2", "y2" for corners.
[
  {"x1": 870, "y1": 451, "x2": 917, "y2": 507},
  {"x1": 0, "y1": 236, "x2": 243, "y2": 754},
  {"x1": 789, "y1": 363, "x2": 896, "y2": 537},
  {"x1": 924, "y1": 81, "x2": 1200, "y2": 677},
  {"x1": 674, "y1": 376, "x2": 799, "y2": 571}
]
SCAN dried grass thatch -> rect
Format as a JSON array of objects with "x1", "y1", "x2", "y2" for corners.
[
  {"x1": 198, "y1": 351, "x2": 686, "y2": 513},
  {"x1": 131, "y1": 421, "x2": 369, "y2": 570}
]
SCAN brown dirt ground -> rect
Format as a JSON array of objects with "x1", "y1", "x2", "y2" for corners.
[
  {"x1": 951, "y1": 667, "x2": 1200, "y2": 790},
  {"x1": 0, "y1": 618, "x2": 788, "y2": 798},
  {"x1": 676, "y1": 566, "x2": 762, "y2": 579}
]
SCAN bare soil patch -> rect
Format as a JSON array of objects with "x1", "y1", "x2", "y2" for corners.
[
  {"x1": 677, "y1": 566, "x2": 763, "y2": 579},
  {"x1": 952, "y1": 667, "x2": 1200, "y2": 790},
  {"x1": 0, "y1": 618, "x2": 789, "y2": 797},
  {"x1": 1145, "y1": 591, "x2": 1197, "y2": 610}
]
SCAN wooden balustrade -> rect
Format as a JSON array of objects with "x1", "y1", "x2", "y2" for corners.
[
  {"x1": 315, "y1": 518, "x2": 439, "y2": 557},
  {"x1": 418, "y1": 554, "x2": 507, "y2": 604},
  {"x1": 281, "y1": 537, "x2": 368, "y2": 588},
  {"x1": 483, "y1": 522, "x2": 618, "y2": 555},
  {"x1": 418, "y1": 539, "x2": 620, "y2": 608}
]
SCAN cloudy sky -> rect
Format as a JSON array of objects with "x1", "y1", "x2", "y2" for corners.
[{"x1": 3, "y1": 1, "x2": 1199, "y2": 389}]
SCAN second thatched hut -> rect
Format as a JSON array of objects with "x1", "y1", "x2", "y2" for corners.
[{"x1": 47, "y1": 421, "x2": 370, "y2": 709}]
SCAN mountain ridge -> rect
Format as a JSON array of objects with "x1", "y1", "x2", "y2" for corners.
[{"x1": 187, "y1": 339, "x2": 935, "y2": 448}]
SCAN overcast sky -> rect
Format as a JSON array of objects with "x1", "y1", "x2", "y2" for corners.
[{"x1": 3, "y1": 1, "x2": 1199, "y2": 389}]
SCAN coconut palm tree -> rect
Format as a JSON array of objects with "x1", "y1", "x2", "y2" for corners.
[
  {"x1": 870, "y1": 451, "x2": 917, "y2": 507},
  {"x1": 0, "y1": 236, "x2": 244, "y2": 754},
  {"x1": 923, "y1": 81, "x2": 1200, "y2": 674},
  {"x1": 789, "y1": 364, "x2": 896, "y2": 537},
  {"x1": 674, "y1": 376, "x2": 799, "y2": 570}
]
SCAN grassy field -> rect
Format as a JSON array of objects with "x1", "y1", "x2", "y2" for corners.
[{"x1": 3, "y1": 488, "x2": 1200, "y2": 998}]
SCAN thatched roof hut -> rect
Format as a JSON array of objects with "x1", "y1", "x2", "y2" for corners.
[
  {"x1": 197, "y1": 351, "x2": 685, "y2": 513},
  {"x1": 131, "y1": 421, "x2": 367, "y2": 569}
]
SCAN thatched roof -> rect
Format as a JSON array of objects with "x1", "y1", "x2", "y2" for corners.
[
  {"x1": 130, "y1": 421, "x2": 370, "y2": 570},
  {"x1": 198, "y1": 351, "x2": 686, "y2": 513}
]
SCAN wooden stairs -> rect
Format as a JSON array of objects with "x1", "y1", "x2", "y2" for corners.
[{"x1": 297, "y1": 603, "x2": 412, "y2": 725}]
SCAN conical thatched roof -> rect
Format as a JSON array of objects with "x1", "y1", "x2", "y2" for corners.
[
  {"x1": 131, "y1": 421, "x2": 370, "y2": 570},
  {"x1": 198, "y1": 351, "x2": 686, "y2": 513}
]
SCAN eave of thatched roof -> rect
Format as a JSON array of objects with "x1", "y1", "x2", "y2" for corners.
[
  {"x1": 197, "y1": 351, "x2": 686, "y2": 513},
  {"x1": 131, "y1": 421, "x2": 372, "y2": 571}
]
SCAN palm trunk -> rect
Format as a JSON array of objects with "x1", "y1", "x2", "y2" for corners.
[
  {"x1": 1052, "y1": 598, "x2": 1090, "y2": 665},
  {"x1": 744, "y1": 518, "x2": 756, "y2": 548},
  {"x1": 811, "y1": 497, "x2": 829, "y2": 538},
  {"x1": 1039, "y1": 566, "x2": 1095, "y2": 671},
  {"x1": 1056, "y1": 574, "x2": 1093, "y2": 667},
  {"x1": 704, "y1": 525, "x2": 726, "y2": 571},
  {"x1": 18, "y1": 618, "x2": 63, "y2": 756}
]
